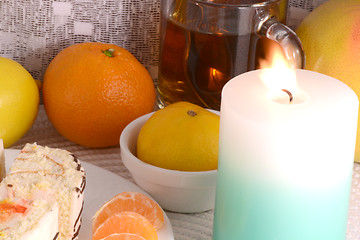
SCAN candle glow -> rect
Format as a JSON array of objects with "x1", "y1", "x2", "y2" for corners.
[{"x1": 260, "y1": 51, "x2": 298, "y2": 103}]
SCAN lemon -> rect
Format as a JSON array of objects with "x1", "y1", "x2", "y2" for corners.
[
  {"x1": 137, "y1": 101, "x2": 219, "y2": 171},
  {"x1": 0, "y1": 57, "x2": 39, "y2": 148}
]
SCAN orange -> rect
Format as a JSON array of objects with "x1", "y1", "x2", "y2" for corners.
[
  {"x1": 92, "y1": 192, "x2": 164, "y2": 233},
  {"x1": 43, "y1": 42, "x2": 156, "y2": 148},
  {"x1": 92, "y1": 212, "x2": 158, "y2": 240},
  {"x1": 99, "y1": 233, "x2": 146, "y2": 240}
]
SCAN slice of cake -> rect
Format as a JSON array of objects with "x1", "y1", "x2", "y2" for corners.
[
  {"x1": 0, "y1": 140, "x2": 5, "y2": 180},
  {"x1": 0, "y1": 143, "x2": 86, "y2": 240}
]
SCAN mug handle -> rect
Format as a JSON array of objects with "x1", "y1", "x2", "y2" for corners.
[{"x1": 257, "y1": 16, "x2": 305, "y2": 69}]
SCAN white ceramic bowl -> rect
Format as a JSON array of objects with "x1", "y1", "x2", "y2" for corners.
[{"x1": 120, "y1": 111, "x2": 218, "y2": 213}]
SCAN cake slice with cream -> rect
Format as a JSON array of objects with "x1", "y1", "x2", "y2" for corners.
[
  {"x1": 0, "y1": 143, "x2": 86, "y2": 240},
  {"x1": 0, "y1": 140, "x2": 5, "y2": 180}
]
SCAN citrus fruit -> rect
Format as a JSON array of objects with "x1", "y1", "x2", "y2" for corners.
[
  {"x1": 0, "y1": 57, "x2": 39, "y2": 148},
  {"x1": 99, "y1": 233, "x2": 146, "y2": 240},
  {"x1": 43, "y1": 42, "x2": 156, "y2": 148},
  {"x1": 137, "y1": 101, "x2": 219, "y2": 171},
  {"x1": 295, "y1": 0, "x2": 360, "y2": 162},
  {"x1": 92, "y1": 212, "x2": 158, "y2": 240},
  {"x1": 92, "y1": 192, "x2": 164, "y2": 233}
]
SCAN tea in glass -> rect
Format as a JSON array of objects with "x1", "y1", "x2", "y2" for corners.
[{"x1": 157, "y1": 0, "x2": 304, "y2": 110}]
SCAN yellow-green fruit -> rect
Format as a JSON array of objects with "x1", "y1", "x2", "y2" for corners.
[
  {"x1": 137, "y1": 101, "x2": 219, "y2": 171},
  {"x1": 296, "y1": 0, "x2": 360, "y2": 162},
  {"x1": 0, "y1": 57, "x2": 39, "y2": 148}
]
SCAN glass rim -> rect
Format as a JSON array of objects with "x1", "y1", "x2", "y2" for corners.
[{"x1": 186, "y1": 0, "x2": 284, "y2": 8}]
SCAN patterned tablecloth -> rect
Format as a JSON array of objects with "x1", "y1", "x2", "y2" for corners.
[{"x1": 10, "y1": 106, "x2": 360, "y2": 240}]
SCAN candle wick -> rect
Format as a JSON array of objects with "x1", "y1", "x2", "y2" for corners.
[{"x1": 281, "y1": 89, "x2": 293, "y2": 103}]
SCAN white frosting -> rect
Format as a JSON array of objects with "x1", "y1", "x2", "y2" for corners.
[
  {"x1": 20, "y1": 202, "x2": 59, "y2": 240},
  {"x1": 0, "y1": 199, "x2": 59, "y2": 240},
  {"x1": 0, "y1": 143, "x2": 85, "y2": 240},
  {"x1": 69, "y1": 163, "x2": 85, "y2": 240}
]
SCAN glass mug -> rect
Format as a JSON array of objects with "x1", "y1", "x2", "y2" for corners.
[{"x1": 157, "y1": 0, "x2": 305, "y2": 110}]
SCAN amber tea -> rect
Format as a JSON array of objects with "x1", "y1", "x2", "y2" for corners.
[
  {"x1": 158, "y1": 19, "x2": 281, "y2": 110},
  {"x1": 157, "y1": 0, "x2": 304, "y2": 110}
]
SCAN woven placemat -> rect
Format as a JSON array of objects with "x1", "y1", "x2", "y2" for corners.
[{"x1": 10, "y1": 106, "x2": 360, "y2": 240}]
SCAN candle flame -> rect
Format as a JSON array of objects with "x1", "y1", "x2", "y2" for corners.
[{"x1": 259, "y1": 50, "x2": 297, "y2": 97}]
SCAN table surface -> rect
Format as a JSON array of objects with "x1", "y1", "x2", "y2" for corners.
[{"x1": 11, "y1": 106, "x2": 360, "y2": 240}]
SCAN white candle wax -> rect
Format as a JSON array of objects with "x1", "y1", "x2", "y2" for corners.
[{"x1": 213, "y1": 69, "x2": 359, "y2": 240}]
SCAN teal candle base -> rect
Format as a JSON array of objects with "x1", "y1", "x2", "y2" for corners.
[{"x1": 212, "y1": 159, "x2": 353, "y2": 240}]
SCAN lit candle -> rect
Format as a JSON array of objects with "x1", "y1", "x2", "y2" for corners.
[{"x1": 212, "y1": 64, "x2": 359, "y2": 239}]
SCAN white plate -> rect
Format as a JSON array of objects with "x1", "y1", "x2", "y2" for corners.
[{"x1": 4, "y1": 149, "x2": 174, "y2": 240}]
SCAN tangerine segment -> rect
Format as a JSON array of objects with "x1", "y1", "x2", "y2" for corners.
[
  {"x1": 92, "y1": 192, "x2": 164, "y2": 233},
  {"x1": 99, "y1": 233, "x2": 146, "y2": 240},
  {"x1": 92, "y1": 212, "x2": 158, "y2": 240}
]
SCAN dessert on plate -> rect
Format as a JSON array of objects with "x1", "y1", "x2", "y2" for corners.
[
  {"x1": 0, "y1": 140, "x2": 5, "y2": 179},
  {"x1": 0, "y1": 142, "x2": 86, "y2": 240}
]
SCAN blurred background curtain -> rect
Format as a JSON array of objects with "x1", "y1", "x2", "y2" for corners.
[{"x1": 0, "y1": 0, "x2": 328, "y2": 82}]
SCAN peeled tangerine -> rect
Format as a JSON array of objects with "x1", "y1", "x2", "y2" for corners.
[
  {"x1": 296, "y1": 0, "x2": 360, "y2": 162},
  {"x1": 92, "y1": 212, "x2": 157, "y2": 240},
  {"x1": 92, "y1": 192, "x2": 164, "y2": 233},
  {"x1": 137, "y1": 101, "x2": 219, "y2": 171},
  {"x1": 92, "y1": 192, "x2": 164, "y2": 240}
]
